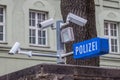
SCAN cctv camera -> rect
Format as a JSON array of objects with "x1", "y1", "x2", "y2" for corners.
[
  {"x1": 9, "y1": 42, "x2": 20, "y2": 55},
  {"x1": 39, "y1": 18, "x2": 54, "y2": 29},
  {"x1": 66, "y1": 13, "x2": 87, "y2": 26}
]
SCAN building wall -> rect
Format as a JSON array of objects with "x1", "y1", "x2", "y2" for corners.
[
  {"x1": 0, "y1": 0, "x2": 62, "y2": 50},
  {"x1": 0, "y1": 0, "x2": 61, "y2": 76},
  {"x1": 0, "y1": 0, "x2": 120, "y2": 76},
  {"x1": 95, "y1": 0, "x2": 120, "y2": 68}
]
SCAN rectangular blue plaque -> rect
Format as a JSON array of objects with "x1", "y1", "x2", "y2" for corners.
[{"x1": 73, "y1": 37, "x2": 109, "y2": 59}]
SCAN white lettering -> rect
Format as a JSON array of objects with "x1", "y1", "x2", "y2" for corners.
[
  {"x1": 75, "y1": 41, "x2": 98, "y2": 55},
  {"x1": 86, "y1": 44, "x2": 88, "y2": 53},
  {"x1": 79, "y1": 45, "x2": 83, "y2": 54},
  {"x1": 95, "y1": 41, "x2": 97, "y2": 50},
  {"x1": 88, "y1": 43, "x2": 92, "y2": 52},
  {"x1": 83, "y1": 45, "x2": 86, "y2": 53},
  {"x1": 92, "y1": 41, "x2": 96, "y2": 51},
  {"x1": 75, "y1": 47, "x2": 79, "y2": 55}
]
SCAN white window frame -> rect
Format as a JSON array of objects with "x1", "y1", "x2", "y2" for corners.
[
  {"x1": 29, "y1": 10, "x2": 48, "y2": 46},
  {"x1": 0, "y1": 6, "x2": 5, "y2": 42},
  {"x1": 104, "y1": 21, "x2": 119, "y2": 54}
]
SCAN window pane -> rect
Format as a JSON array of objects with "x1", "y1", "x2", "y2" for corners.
[
  {"x1": 114, "y1": 30, "x2": 117, "y2": 36},
  {"x1": 110, "y1": 24, "x2": 113, "y2": 29},
  {"x1": 37, "y1": 13, "x2": 42, "y2": 28},
  {"x1": 38, "y1": 38, "x2": 42, "y2": 44},
  {"x1": 111, "y1": 29, "x2": 114, "y2": 36},
  {"x1": 29, "y1": 29, "x2": 36, "y2": 44},
  {"x1": 115, "y1": 46, "x2": 118, "y2": 52},
  {"x1": 42, "y1": 31, "x2": 45, "y2": 37},
  {"x1": 43, "y1": 38, "x2": 46, "y2": 45},
  {"x1": 114, "y1": 24, "x2": 116, "y2": 29},
  {"x1": 0, "y1": 34, "x2": 3, "y2": 40},
  {"x1": 110, "y1": 23, "x2": 114, "y2": 36},
  {"x1": 104, "y1": 23, "x2": 108, "y2": 35},
  {"x1": 32, "y1": 20, "x2": 35, "y2": 26},
  {"x1": 31, "y1": 12, "x2": 35, "y2": 19},
  {"x1": 29, "y1": 12, "x2": 36, "y2": 26},
  {"x1": 104, "y1": 23, "x2": 108, "y2": 28},
  {"x1": 0, "y1": 8, "x2": 3, "y2": 14},
  {"x1": 29, "y1": 37, "x2": 36, "y2": 44},
  {"x1": 31, "y1": 29, "x2": 35, "y2": 36},
  {"x1": 111, "y1": 39, "x2": 118, "y2": 53},
  {"x1": 38, "y1": 30, "x2": 46, "y2": 45},
  {"x1": 114, "y1": 39, "x2": 117, "y2": 45},
  {"x1": 0, "y1": 22, "x2": 3, "y2": 41},
  {"x1": 42, "y1": 14, "x2": 46, "y2": 20},
  {"x1": 113, "y1": 24, "x2": 117, "y2": 36},
  {"x1": 111, "y1": 39, "x2": 117, "y2": 46},
  {"x1": 114, "y1": 27, "x2": 117, "y2": 36},
  {"x1": 38, "y1": 30, "x2": 41, "y2": 37},
  {"x1": 0, "y1": 26, "x2": 3, "y2": 32},
  {"x1": 0, "y1": 7, "x2": 4, "y2": 41},
  {"x1": 104, "y1": 30, "x2": 108, "y2": 35},
  {"x1": 111, "y1": 46, "x2": 114, "y2": 52},
  {"x1": 111, "y1": 39, "x2": 114, "y2": 45},
  {"x1": 37, "y1": 13, "x2": 41, "y2": 20},
  {"x1": 32, "y1": 37, "x2": 35, "y2": 44},
  {"x1": 0, "y1": 15, "x2": 3, "y2": 22}
]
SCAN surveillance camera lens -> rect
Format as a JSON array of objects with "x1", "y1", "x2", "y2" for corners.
[{"x1": 38, "y1": 24, "x2": 42, "y2": 28}]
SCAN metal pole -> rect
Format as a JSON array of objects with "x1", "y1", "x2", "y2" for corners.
[
  {"x1": 61, "y1": 51, "x2": 73, "y2": 58},
  {"x1": 18, "y1": 50, "x2": 73, "y2": 58},
  {"x1": 56, "y1": 20, "x2": 65, "y2": 63},
  {"x1": 32, "y1": 53, "x2": 59, "y2": 58}
]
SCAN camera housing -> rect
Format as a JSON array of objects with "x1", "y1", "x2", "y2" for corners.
[
  {"x1": 39, "y1": 18, "x2": 54, "y2": 29},
  {"x1": 66, "y1": 13, "x2": 87, "y2": 26},
  {"x1": 9, "y1": 42, "x2": 20, "y2": 55},
  {"x1": 9, "y1": 42, "x2": 32, "y2": 57}
]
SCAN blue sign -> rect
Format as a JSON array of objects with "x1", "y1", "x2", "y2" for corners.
[{"x1": 73, "y1": 37, "x2": 109, "y2": 59}]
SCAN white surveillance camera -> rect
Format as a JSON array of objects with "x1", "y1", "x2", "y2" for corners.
[
  {"x1": 66, "y1": 13, "x2": 87, "y2": 26},
  {"x1": 9, "y1": 42, "x2": 32, "y2": 57},
  {"x1": 39, "y1": 18, "x2": 54, "y2": 29},
  {"x1": 9, "y1": 42, "x2": 20, "y2": 55}
]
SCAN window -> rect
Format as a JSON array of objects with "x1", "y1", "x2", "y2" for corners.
[
  {"x1": 104, "y1": 21, "x2": 119, "y2": 53},
  {"x1": 29, "y1": 10, "x2": 48, "y2": 46},
  {"x1": 0, "y1": 6, "x2": 5, "y2": 42}
]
